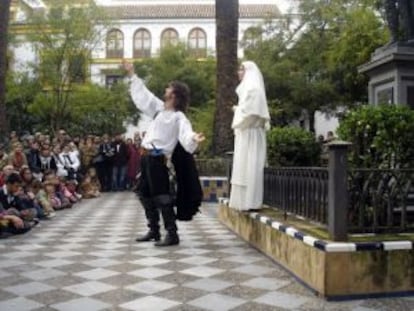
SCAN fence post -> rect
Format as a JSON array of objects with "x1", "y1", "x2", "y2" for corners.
[
  {"x1": 225, "y1": 151, "x2": 234, "y2": 197},
  {"x1": 328, "y1": 141, "x2": 352, "y2": 241}
]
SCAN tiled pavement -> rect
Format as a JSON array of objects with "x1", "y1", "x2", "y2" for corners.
[{"x1": 0, "y1": 193, "x2": 413, "y2": 311}]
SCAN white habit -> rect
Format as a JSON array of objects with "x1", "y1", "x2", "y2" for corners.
[{"x1": 229, "y1": 61, "x2": 270, "y2": 211}]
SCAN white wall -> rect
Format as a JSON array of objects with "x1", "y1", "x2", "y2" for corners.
[{"x1": 314, "y1": 111, "x2": 340, "y2": 139}]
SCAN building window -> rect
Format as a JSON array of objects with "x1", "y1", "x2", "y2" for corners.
[
  {"x1": 188, "y1": 28, "x2": 207, "y2": 58},
  {"x1": 69, "y1": 54, "x2": 87, "y2": 83},
  {"x1": 9, "y1": 9, "x2": 17, "y2": 22},
  {"x1": 134, "y1": 29, "x2": 151, "y2": 58},
  {"x1": 243, "y1": 27, "x2": 262, "y2": 49},
  {"x1": 161, "y1": 28, "x2": 179, "y2": 49},
  {"x1": 106, "y1": 29, "x2": 124, "y2": 59},
  {"x1": 106, "y1": 75, "x2": 123, "y2": 88}
]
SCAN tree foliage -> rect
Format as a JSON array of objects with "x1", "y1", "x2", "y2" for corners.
[
  {"x1": 27, "y1": 0, "x2": 110, "y2": 133},
  {"x1": 133, "y1": 44, "x2": 216, "y2": 108},
  {"x1": 0, "y1": 0, "x2": 12, "y2": 139},
  {"x1": 6, "y1": 73, "x2": 42, "y2": 134},
  {"x1": 243, "y1": 0, "x2": 388, "y2": 130},
  {"x1": 267, "y1": 127, "x2": 321, "y2": 167},
  {"x1": 6, "y1": 74, "x2": 133, "y2": 136},
  {"x1": 338, "y1": 105, "x2": 414, "y2": 168}
]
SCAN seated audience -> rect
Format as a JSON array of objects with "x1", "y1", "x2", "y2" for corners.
[{"x1": 80, "y1": 167, "x2": 101, "y2": 199}]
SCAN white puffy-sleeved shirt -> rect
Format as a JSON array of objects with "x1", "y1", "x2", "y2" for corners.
[{"x1": 129, "y1": 75, "x2": 198, "y2": 155}]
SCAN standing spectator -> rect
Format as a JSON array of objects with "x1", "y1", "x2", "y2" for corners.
[
  {"x1": 8, "y1": 131, "x2": 19, "y2": 151},
  {"x1": 326, "y1": 131, "x2": 336, "y2": 143},
  {"x1": 0, "y1": 144, "x2": 8, "y2": 170},
  {"x1": 8, "y1": 143, "x2": 28, "y2": 171},
  {"x1": 27, "y1": 141, "x2": 42, "y2": 180},
  {"x1": 98, "y1": 134, "x2": 114, "y2": 191},
  {"x1": 56, "y1": 129, "x2": 67, "y2": 145},
  {"x1": 37, "y1": 145, "x2": 58, "y2": 179},
  {"x1": 126, "y1": 138, "x2": 140, "y2": 190},
  {"x1": 111, "y1": 134, "x2": 129, "y2": 191},
  {"x1": 80, "y1": 136, "x2": 97, "y2": 173},
  {"x1": 59, "y1": 144, "x2": 80, "y2": 181}
]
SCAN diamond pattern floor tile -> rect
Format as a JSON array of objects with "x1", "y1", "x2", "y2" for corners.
[
  {"x1": 0, "y1": 192, "x2": 406, "y2": 311},
  {"x1": 120, "y1": 295, "x2": 181, "y2": 311},
  {"x1": 188, "y1": 293, "x2": 246, "y2": 311}
]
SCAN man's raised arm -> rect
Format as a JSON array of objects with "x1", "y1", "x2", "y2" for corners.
[{"x1": 123, "y1": 61, "x2": 164, "y2": 118}]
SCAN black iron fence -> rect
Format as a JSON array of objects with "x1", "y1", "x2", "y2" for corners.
[
  {"x1": 348, "y1": 169, "x2": 414, "y2": 233},
  {"x1": 195, "y1": 158, "x2": 227, "y2": 177},
  {"x1": 258, "y1": 143, "x2": 414, "y2": 239},
  {"x1": 263, "y1": 168, "x2": 329, "y2": 224}
]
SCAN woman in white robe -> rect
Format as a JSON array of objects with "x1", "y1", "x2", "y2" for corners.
[{"x1": 229, "y1": 61, "x2": 270, "y2": 211}]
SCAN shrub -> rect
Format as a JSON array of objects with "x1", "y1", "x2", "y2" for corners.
[
  {"x1": 267, "y1": 127, "x2": 321, "y2": 167},
  {"x1": 337, "y1": 105, "x2": 414, "y2": 168}
]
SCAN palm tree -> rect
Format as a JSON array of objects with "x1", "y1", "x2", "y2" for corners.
[
  {"x1": 0, "y1": 0, "x2": 11, "y2": 139},
  {"x1": 213, "y1": 0, "x2": 239, "y2": 155}
]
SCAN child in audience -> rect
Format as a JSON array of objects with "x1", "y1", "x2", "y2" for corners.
[
  {"x1": 80, "y1": 173, "x2": 101, "y2": 199},
  {"x1": 44, "y1": 181, "x2": 63, "y2": 210},
  {"x1": 58, "y1": 177, "x2": 78, "y2": 204},
  {"x1": 30, "y1": 180, "x2": 56, "y2": 219}
]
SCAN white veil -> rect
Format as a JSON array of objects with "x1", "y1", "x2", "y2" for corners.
[{"x1": 235, "y1": 61, "x2": 270, "y2": 122}]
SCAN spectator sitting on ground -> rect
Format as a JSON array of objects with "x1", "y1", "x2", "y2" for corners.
[
  {"x1": 44, "y1": 180, "x2": 63, "y2": 211},
  {"x1": 80, "y1": 167, "x2": 101, "y2": 199},
  {"x1": 18, "y1": 167, "x2": 46, "y2": 219},
  {"x1": 30, "y1": 179, "x2": 56, "y2": 219},
  {"x1": 0, "y1": 173, "x2": 38, "y2": 223},
  {"x1": 8, "y1": 142, "x2": 28, "y2": 171},
  {"x1": 20, "y1": 166, "x2": 34, "y2": 190},
  {"x1": 58, "y1": 177, "x2": 78, "y2": 204},
  {"x1": 0, "y1": 202, "x2": 28, "y2": 238},
  {"x1": 43, "y1": 171, "x2": 73, "y2": 209},
  {"x1": 0, "y1": 165, "x2": 15, "y2": 187}
]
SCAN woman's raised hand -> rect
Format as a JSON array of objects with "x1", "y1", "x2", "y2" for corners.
[
  {"x1": 122, "y1": 60, "x2": 135, "y2": 77},
  {"x1": 193, "y1": 133, "x2": 206, "y2": 143}
]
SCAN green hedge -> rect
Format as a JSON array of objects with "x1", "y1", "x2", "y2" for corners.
[
  {"x1": 267, "y1": 127, "x2": 321, "y2": 167},
  {"x1": 337, "y1": 104, "x2": 414, "y2": 168}
]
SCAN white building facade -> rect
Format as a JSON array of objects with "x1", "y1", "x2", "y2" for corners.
[{"x1": 10, "y1": 0, "x2": 281, "y2": 86}]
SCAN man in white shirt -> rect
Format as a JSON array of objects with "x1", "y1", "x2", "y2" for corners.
[{"x1": 124, "y1": 61, "x2": 204, "y2": 247}]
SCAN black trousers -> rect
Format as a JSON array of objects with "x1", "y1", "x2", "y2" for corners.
[
  {"x1": 138, "y1": 154, "x2": 177, "y2": 234},
  {"x1": 96, "y1": 161, "x2": 113, "y2": 191}
]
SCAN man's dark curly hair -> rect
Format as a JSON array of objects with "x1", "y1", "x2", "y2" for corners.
[{"x1": 168, "y1": 81, "x2": 190, "y2": 113}]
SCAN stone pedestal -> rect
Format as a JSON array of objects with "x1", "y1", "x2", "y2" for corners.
[{"x1": 359, "y1": 43, "x2": 414, "y2": 107}]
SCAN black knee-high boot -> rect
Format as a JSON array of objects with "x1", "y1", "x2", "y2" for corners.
[
  {"x1": 153, "y1": 194, "x2": 179, "y2": 247},
  {"x1": 136, "y1": 197, "x2": 161, "y2": 242}
]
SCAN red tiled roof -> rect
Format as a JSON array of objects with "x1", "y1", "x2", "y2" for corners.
[{"x1": 103, "y1": 4, "x2": 280, "y2": 19}]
